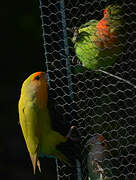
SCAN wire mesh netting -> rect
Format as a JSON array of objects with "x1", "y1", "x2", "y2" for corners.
[{"x1": 39, "y1": 0, "x2": 136, "y2": 179}]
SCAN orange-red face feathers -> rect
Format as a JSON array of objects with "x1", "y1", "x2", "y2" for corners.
[
  {"x1": 32, "y1": 72, "x2": 47, "y2": 82},
  {"x1": 96, "y1": 8, "x2": 118, "y2": 48},
  {"x1": 31, "y1": 72, "x2": 48, "y2": 108},
  {"x1": 98, "y1": 135, "x2": 108, "y2": 149},
  {"x1": 103, "y1": 9, "x2": 109, "y2": 17}
]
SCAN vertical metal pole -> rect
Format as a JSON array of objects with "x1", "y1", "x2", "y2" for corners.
[
  {"x1": 59, "y1": 0, "x2": 74, "y2": 100},
  {"x1": 59, "y1": 2, "x2": 82, "y2": 180},
  {"x1": 76, "y1": 160, "x2": 82, "y2": 180},
  {"x1": 39, "y1": 0, "x2": 50, "y2": 85},
  {"x1": 39, "y1": 0, "x2": 81, "y2": 179}
]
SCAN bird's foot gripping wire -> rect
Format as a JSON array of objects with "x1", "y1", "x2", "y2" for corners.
[
  {"x1": 66, "y1": 126, "x2": 81, "y2": 141},
  {"x1": 71, "y1": 56, "x2": 82, "y2": 65}
]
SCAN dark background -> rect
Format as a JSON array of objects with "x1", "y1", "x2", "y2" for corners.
[
  {"x1": 1, "y1": 0, "x2": 136, "y2": 180},
  {"x1": 0, "y1": 0, "x2": 57, "y2": 179}
]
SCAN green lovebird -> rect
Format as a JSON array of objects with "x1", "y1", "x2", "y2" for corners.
[
  {"x1": 18, "y1": 72, "x2": 73, "y2": 174},
  {"x1": 72, "y1": 4, "x2": 125, "y2": 71}
]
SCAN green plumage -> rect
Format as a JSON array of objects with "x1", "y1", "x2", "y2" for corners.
[
  {"x1": 18, "y1": 72, "x2": 70, "y2": 174},
  {"x1": 72, "y1": 4, "x2": 125, "y2": 71}
]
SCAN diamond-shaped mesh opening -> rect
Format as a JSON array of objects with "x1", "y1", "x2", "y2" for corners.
[{"x1": 39, "y1": 0, "x2": 136, "y2": 179}]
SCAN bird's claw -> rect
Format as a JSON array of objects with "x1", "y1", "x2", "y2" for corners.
[
  {"x1": 66, "y1": 126, "x2": 80, "y2": 141},
  {"x1": 71, "y1": 56, "x2": 81, "y2": 65},
  {"x1": 71, "y1": 56, "x2": 76, "y2": 64}
]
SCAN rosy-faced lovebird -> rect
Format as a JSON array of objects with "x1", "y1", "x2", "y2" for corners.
[
  {"x1": 18, "y1": 72, "x2": 73, "y2": 174},
  {"x1": 86, "y1": 135, "x2": 113, "y2": 180},
  {"x1": 72, "y1": 4, "x2": 125, "y2": 70}
]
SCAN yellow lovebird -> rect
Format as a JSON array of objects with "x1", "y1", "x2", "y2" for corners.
[{"x1": 18, "y1": 72, "x2": 73, "y2": 174}]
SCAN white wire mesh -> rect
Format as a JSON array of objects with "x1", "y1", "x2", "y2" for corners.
[{"x1": 39, "y1": 0, "x2": 136, "y2": 179}]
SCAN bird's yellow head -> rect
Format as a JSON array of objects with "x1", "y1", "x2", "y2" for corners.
[{"x1": 21, "y1": 72, "x2": 48, "y2": 108}]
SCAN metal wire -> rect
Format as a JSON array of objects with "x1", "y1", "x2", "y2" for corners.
[{"x1": 39, "y1": 0, "x2": 136, "y2": 179}]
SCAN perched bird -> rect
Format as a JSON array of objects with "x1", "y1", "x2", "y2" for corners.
[
  {"x1": 72, "y1": 4, "x2": 125, "y2": 71},
  {"x1": 86, "y1": 135, "x2": 112, "y2": 180},
  {"x1": 18, "y1": 72, "x2": 75, "y2": 174}
]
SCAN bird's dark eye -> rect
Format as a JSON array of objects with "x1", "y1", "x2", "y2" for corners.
[{"x1": 35, "y1": 75, "x2": 40, "y2": 80}]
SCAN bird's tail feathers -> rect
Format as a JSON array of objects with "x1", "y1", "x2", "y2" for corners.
[{"x1": 30, "y1": 152, "x2": 41, "y2": 174}]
